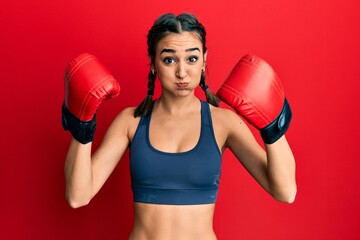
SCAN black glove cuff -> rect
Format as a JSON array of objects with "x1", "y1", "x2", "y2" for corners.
[
  {"x1": 62, "y1": 103, "x2": 96, "y2": 144},
  {"x1": 260, "y1": 98, "x2": 292, "y2": 144}
]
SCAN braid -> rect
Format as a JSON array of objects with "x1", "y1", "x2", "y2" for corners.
[
  {"x1": 134, "y1": 71, "x2": 156, "y2": 117},
  {"x1": 200, "y1": 71, "x2": 219, "y2": 107}
]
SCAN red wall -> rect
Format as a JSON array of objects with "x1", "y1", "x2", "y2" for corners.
[{"x1": 1, "y1": 0, "x2": 360, "y2": 239}]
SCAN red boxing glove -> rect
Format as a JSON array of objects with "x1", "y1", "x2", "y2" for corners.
[
  {"x1": 62, "y1": 53, "x2": 121, "y2": 144},
  {"x1": 217, "y1": 54, "x2": 292, "y2": 144}
]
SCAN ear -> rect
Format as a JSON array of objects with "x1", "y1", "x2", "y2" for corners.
[
  {"x1": 148, "y1": 55, "x2": 156, "y2": 72},
  {"x1": 203, "y1": 51, "x2": 208, "y2": 71}
]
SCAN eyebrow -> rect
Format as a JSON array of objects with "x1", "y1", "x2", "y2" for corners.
[{"x1": 160, "y1": 47, "x2": 200, "y2": 54}]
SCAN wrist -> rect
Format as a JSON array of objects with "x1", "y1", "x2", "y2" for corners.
[
  {"x1": 62, "y1": 103, "x2": 96, "y2": 144},
  {"x1": 260, "y1": 98, "x2": 292, "y2": 144}
]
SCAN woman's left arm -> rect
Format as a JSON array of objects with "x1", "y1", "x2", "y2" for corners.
[
  {"x1": 222, "y1": 109, "x2": 296, "y2": 204},
  {"x1": 264, "y1": 136, "x2": 296, "y2": 203}
]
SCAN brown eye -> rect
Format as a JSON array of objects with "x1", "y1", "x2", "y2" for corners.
[
  {"x1": 188, "y1": 56, "x2": 199, "y2": 63},
  {"x1": 163, "y1": 57, "x2": 175, "y2": 64}
]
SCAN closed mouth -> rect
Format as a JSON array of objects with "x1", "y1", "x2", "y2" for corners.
[{"x1": 176, "y1": 82, "x2": 189, "y2": 88}]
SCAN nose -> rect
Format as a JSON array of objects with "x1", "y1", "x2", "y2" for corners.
[{"x1": 176, "y1": 62, "x2": 187, "y2": 80}]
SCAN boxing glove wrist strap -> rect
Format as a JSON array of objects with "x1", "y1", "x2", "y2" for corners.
[
  {"x1": 61, "y1": 103, "x2": 96, "y2": 144},
  {"x1": 260, "y1": 99, "x2": 292, "y2": 144}
]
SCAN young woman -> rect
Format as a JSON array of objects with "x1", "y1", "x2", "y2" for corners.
[{"x1": 62, "y1": 13, "x2": 296, "y2": 240}]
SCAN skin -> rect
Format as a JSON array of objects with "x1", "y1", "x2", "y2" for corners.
[{"x1": 64, "y1": 31, "x2": 297, "y2": 240}]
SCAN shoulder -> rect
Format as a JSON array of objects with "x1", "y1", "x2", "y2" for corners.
[
  {"x1": 210, "y1": 103, "x2": 256, "y2": 144},
  {"x1": 114, "y1": 106, "x2": 137, "y2": 120},
  {"x1": 208, "y1": 104, "x2": 250, "y2": 151},
  {"x1": 112, "y1": 106, "x2": 140, "y2": 127},
  {"x1": 95, "y1": 107, "x2": 141, "y2": 162},
  {"x1": 106, "y1": 106, "x2": 141, "y2": 139},
  {"x1": 209, "y1": 104, "x2": 246, "y2": 129}
]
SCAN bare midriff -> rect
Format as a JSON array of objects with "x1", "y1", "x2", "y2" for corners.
[{"x1": 129, "y1": 202, "x2": 217, "y2": 240}]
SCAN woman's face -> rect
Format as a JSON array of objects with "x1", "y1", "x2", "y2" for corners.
[{"x1": 153, "y1": 31, "x2": 207, "y2": 97}]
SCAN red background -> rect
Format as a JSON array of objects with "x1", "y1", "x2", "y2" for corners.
[{"x1": 1, "y1": 0, "x2": 360, "y2": 239}]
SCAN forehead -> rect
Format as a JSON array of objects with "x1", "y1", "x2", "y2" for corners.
[{"x1": 156, "y1": 32, "x2": 203, "y2": 53}]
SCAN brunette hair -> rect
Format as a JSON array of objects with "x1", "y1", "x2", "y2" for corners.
[{"x1": 134, "y1": 13, "x2": 219, "y2": 117}]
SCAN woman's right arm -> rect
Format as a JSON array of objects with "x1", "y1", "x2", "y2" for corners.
[{"x1": 64, "y1": 108, "x2": 135, "y2": 208}]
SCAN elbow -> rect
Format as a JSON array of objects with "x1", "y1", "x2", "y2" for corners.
[
  {"x1": 276, "y1": 193, "x2": 296, "y2": 204},
  {"x1": 66, "y1": 193, "x2": 91, "y2": 209},
  {"x1": 272, "y1": 185, "x2": 297, "y2": 204},
  {"x1": 68, "y1": 199, "x2": 90, "y2": 209}
]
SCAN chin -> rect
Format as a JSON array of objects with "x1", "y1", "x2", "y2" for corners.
[{"x1": 175, "y1": 89, "x2": 193, "y2": 96}]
